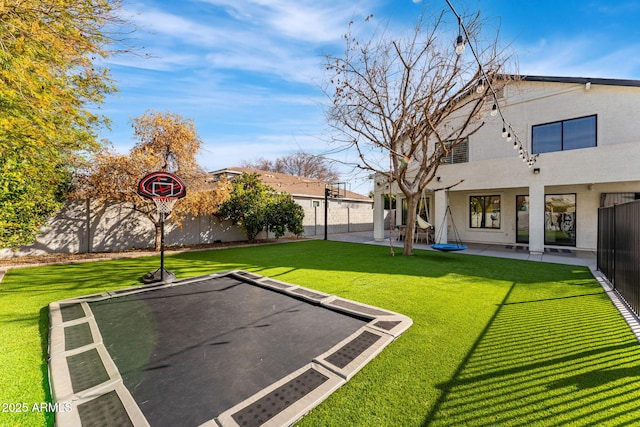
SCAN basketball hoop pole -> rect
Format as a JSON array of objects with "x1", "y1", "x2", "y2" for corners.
[{"x1": 160, "y1": 210, "x2": 165, "y2": 282}]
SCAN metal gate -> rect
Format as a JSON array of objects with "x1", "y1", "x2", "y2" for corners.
[{"x1": 598, "y1": 200, "x2": 640, "y2": 316}]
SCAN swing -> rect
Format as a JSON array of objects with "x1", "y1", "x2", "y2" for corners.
[
  {"x1": 416, "y1": 190, "x2": 433, "y2": 230},
  {"x1": 416, "y1": 214, "x2": 432, "y2": 230},
  {"x1": 431, "y1": 205, "x2": 467, "y2": 252}
]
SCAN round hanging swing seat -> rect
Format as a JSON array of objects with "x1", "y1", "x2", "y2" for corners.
[
  {"x1": 431, "y1": 243, "x2": 467, "y2": 252},
  {"x1": 431, "y1": 204, "x2": 466, "y2": 252}
]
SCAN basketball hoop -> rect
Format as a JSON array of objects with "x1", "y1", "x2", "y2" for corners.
[
  {"x1": 137, "y1": 171, "x2": 187, "y2": 284},
  {"x1": 153, "y1": 196, "x2": 178, "y2": 216}
]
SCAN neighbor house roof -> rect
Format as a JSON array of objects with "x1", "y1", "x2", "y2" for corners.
[
  {"x1": 209, "y1": 167, "x2": 372, "y2": 201},
  {"x1": 518, "y1": 75, "x2": 640, "y2": 88}
]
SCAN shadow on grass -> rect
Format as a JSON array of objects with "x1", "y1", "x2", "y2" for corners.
[
  {"x1": 0, "y1": 240, "x2": 623, "y2": 426},
  {"x1": 167, "y1": 240, "x2": 596, "y2": 286},
  {"x1": 422, "y1": 281, "x2": 640, "y2": 427}
]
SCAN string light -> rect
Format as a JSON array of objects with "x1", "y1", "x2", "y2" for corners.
[
  {"x1": 444, "y1": 0, "x2": 538, "y2": 168},
  {"x1": 455, "y1": 16, "x2": 465, "y2": 55},
  {"x1": 455, "y1": 34, "x2": 465, "y2": 55}
]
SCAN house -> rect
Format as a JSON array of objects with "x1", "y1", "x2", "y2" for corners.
[
  {"x1": 372, "y1": 75, "x2": 640, "y2": 253},
  {"x1": 209, "y1": 167, "x2": 373, "y2": 236}
]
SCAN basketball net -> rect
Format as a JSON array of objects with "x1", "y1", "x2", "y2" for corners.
[{"x1": 153, "y1": 196, "x2": 177, "y2": 216}]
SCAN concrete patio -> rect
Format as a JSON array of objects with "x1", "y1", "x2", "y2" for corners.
[{"x1": 319, "y1": 231, "x2": 597, "y2": 269}]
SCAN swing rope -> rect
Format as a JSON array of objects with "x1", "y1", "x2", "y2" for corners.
[
  {"x1": 417, "y1": 189, "x2": 433, "y2": 229},
  {"x1": 432, "y1": 205, "x2": 467, "y2": 252}
]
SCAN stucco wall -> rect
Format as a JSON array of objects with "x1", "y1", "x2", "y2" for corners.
[
  {"x1": 302, "y1": 206, "x2": 374, "y2": 235},
  {"x1": 0, "y1": 198, "x2": 373, "y2": 258},
  {"x1": 471, "y1": 81, "x2": 640, "y2": 162}
]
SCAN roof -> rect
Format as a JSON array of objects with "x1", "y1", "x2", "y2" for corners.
[
  {"x1": 518, "y1": 75, "x2": 640, "y2": 88},
  {"x1": 209, "y1": 167, "x2": 372, "y2": 201}
]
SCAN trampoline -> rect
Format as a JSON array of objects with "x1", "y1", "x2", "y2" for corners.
[{"x1": 48, "y1": 270, "x2": 412, "y2": 426}]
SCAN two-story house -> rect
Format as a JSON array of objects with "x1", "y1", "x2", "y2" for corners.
[{"x1": 372, "y1": 75, "x2": 640, "y2": 254}]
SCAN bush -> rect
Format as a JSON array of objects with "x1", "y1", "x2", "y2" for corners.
[{"x1": 219, "y1": 173, "x2": 304, "y2": 241}]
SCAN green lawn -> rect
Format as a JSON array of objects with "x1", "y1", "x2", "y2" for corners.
[{"x1": 1, "y1": 240, "x2": 640, "y2": 426}]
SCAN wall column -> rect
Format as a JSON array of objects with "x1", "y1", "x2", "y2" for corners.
[
  {"x1": 373, "y1": 177, "x2": 386, "y2": 241},
  {"x1": 528, "y1": 183, "x2": 545, "y2": 254},
  {"x1": 434, "y1": 190, "x2": 448, "y2": 244}
]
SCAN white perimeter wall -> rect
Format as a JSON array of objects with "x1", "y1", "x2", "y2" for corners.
[{"x1": 0, "y1": 198, "x2": 373, "y2": 258}]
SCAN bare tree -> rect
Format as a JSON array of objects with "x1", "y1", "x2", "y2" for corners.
[
  {"x1": 326, "y1": 10, "x2": 513, "y2": 255},
  {"x1": 241, "y1": 157, "x2": 276, "y2": 172},
  {"x1": 242, "y1": 151, "x2": 340, "y2": 182}
]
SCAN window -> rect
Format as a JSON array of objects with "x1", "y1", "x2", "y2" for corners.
[
  {"x1": 532, "y1": 115, "x2": 596, "y2": 154},
  {"x1": 470, "y1": 195, "x2": 500, "y2": 229},
  {"x1": 442, "y1": 138, "x2": 469, "y2": 164},
  {"x1": 545, "y1": 194, "x2": 576, "y2": 246}
]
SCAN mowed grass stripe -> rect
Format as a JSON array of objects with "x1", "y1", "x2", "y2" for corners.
[{"x1": 0, "y1": 240, "x2": 638, "y2": 426}]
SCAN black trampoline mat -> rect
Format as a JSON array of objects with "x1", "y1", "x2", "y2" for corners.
[{"x1": 48, "y1": 271, "x2": 413, "y2": 427}]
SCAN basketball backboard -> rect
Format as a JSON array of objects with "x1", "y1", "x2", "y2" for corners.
[
  {"x1": 326, "y1": 182, "x2": 346, "y2": 199},
  {"x1": 138, "y1": 171, "x2": 186, "y2": 200}
]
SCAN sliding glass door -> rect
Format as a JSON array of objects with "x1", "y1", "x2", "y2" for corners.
[
  {"x1": 516, "y1": 195, "x2": 529, "y2": 244},
  {"x1": 545, "y1": 194, "x2": 576, "y2": 246}
]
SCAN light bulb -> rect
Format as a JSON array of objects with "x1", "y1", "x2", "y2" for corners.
[
  {"x1": 491, "y1": 104, "x2": 498, "y2": 116},
  {"x1": 476, "y1": 79, "x2": 485, "y2": 94},
  {"x1": 455, "y1": 35, "x2": 465, "y2": 55},
  {"x1": 507, "y1": 133, "x2": 512, "y2": 142},
  {"x1": 502, "y1": 127, "x2": 508, "y2": 138}
]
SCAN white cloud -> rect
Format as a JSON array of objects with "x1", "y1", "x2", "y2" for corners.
[
  {"x1": 106, "y1": 52, "x2": 201, "y2": 72},
  {"x1": 515, "y1": 36, "x2": 640, "y2": 79},
  {"x1": 195, "y1": 0, "x2": 371, "y2": 42},
  {"x1": 119, "y1": 2, "x2": 352, "y2": 85}
]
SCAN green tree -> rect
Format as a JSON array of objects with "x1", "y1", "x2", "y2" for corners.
[
  {"x1": 0, "y1": 0, "x2": 125, "y2": 248},
  {"x1": 266, "y1": 193, "x2": 304, "y2": 238},
  {"x1": 0, "y1": 151, "x2": 71, "y2": 247},
  {"x1": 219, "y1": 173, "x2": 305, "y2": 242}
]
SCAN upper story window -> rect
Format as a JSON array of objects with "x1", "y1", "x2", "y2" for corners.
[
  {"x1": 532, "y1": 115, "x2": 597, "y2": 154},
  {"x1": 442, "y1": 138, "x2": 469, "y2": 164}
]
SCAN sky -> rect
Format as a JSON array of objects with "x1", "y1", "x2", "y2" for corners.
[{"x1": 99, "y1": 0, "x2": 640, "y2": 194}]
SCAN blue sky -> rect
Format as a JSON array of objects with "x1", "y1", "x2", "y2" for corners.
[{"x1": 101, "y1": 0, "x2": 640, "y2": 194}]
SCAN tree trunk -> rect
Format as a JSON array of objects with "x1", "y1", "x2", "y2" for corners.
[
  {"x1": 154, "y1": 222, "x2": 162, "y2": 252},
  {"x1": 403, "y1": 193, "x2": 420, "y2": 255}
]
